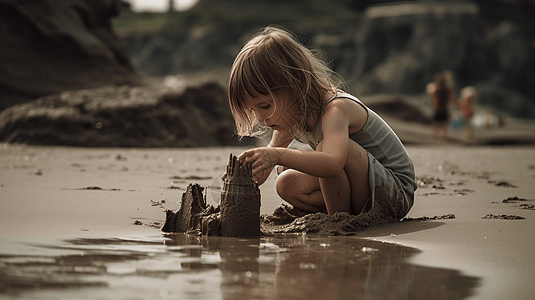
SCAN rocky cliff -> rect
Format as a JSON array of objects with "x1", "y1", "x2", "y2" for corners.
[
  {"x1": 0, "y1": 0, "x2": 147, "y2": 111},
  {"x1": 0, "y1": 82, "x2": 241, "y2": 147},
  {"x1": 121, "y1": 1, "x2": 535, "y2": 118},
  {"x1": 346, "y1": 2, "x2": 535, "y2": 118}
]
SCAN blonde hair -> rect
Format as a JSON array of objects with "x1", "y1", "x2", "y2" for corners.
[{"x1": 228, "y1": 26, "x2": 342, "y2": 138}]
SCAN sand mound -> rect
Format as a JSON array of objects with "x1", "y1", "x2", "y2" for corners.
[{"x1": 0, "y1": 82, "x2": 240, "y2": 147}]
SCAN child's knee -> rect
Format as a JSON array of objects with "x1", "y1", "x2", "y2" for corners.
[
  {"x1": 275, "y1": 170, "x2": 292, "y2": 199},
  {"x1": 275, "y1": 169, "x2": 307, "y2": 200}
]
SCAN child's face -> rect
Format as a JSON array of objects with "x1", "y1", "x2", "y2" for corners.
[{"x1": 244, "y1": 92, "x2": 299, "y2": 132}]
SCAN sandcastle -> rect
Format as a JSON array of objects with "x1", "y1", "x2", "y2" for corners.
[
  {"x1": 161, "y1": 154, "x2": 261, "y2": 237},
  {"x1": 220, "y1": 154, "x2": 261, "y2": 237}
]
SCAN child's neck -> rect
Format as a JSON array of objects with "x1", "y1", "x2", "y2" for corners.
[{"x1": 305, "y1": 90, "x2": 337, "y2": 132}]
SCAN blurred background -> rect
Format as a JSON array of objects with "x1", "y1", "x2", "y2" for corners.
[{"x1": 1, "y1": 0, "x2": 534, "y2": 147}]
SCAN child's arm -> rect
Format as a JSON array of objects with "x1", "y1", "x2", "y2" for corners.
[
  {"x1": 240, "y1": 100, "x2": 364, "y2": 179},
  {"x1": 269, "y1": 128, "x2": 294, "y2": 149},
  {"x1": 250, "y1": 130, "x2": 294, "y2": 185}
]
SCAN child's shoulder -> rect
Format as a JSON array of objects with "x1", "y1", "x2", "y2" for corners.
[
  {"x1": 324, "y1": 94, "x2": 362, "y2": 111},
  {"x1": 326, "y1": 93, "x2": 364, "y2": 110},
  {"x1": 322, "y1": 94, "x2": 367, "y2": 128}
]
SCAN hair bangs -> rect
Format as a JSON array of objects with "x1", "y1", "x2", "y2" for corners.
[{"x1": 229, "y1": 46, "x2": 274, "y2": 137}]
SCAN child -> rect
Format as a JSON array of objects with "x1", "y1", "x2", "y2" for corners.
[
  {"x1": 228, "y1": 26, "x2": 416, "y2": 219},
  {"x1": 426, "y1": 71, "x2": 458, "y2": 140},
  {"x1": 459, "y1": 86, "x2": 477, "y2": 141}
]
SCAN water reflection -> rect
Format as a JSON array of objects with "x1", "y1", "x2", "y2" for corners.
[{"x1": 0, "y1": 234, "x2": 479, "y2": 299}]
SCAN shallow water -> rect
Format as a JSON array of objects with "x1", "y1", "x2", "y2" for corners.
[{"x1": 0, "y1": 233, "x2": 479, "y2": 300}]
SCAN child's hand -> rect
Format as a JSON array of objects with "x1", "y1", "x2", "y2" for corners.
[{"x1": 238, "y1": 147, "x2": 282, "y2": 181}]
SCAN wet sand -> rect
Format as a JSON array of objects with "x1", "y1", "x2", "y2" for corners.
[{"x1": 0, "y1": 143, "x2": 534, "y2": 299}]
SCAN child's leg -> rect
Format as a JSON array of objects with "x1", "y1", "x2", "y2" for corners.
[
  {"x1": 275, "y1": 140, "x2": 370, "y2": 215},
  {"x1": 463, "y1": 120, "x2": 473, "y2": 141},
  {"x1": 275, "y1": 170, "x2": 326, "y2": 212},
  {"x1": 318, "y1": 140, "x2": 370, "y2": 214}
]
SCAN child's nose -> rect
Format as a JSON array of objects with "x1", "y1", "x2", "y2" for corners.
[{"x1": 256, "y1": 112, "x2": 267, "y2": 123}]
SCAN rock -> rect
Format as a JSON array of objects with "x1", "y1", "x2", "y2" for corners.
[
  {"x1": 475, "y1": 83, "x2": 535, "y2": 119},
  {"x1": 347, "y1": 2, "x2": 488, "y2": 95},
  {"x1": 0, "y1": 0, "x2": 147, "y2": 111},
  {"x1": 0, "y1": 82, "x2": 241, "y2": 147},
  {"x1": 485, "y1": 21, "x2": 535, "y2": 101},
  {"x1": 343, "y1": 2, "x2": 535, "y2": 118},
  {"x1": 362, "y1": 94, "x2": 430, "y2": 124},
  {"x1": 119, "y1": 1, "x2": 535, "y2": 119},
  {"x1": 122, "y1": 22, "x2": 250, "y2": 77}
]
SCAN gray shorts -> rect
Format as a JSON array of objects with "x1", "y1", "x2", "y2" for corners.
[{"x1": 361, "y1": 151, "x2": 414, "y2": 221}]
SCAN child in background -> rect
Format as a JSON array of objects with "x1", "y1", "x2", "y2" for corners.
[
  {"x1": 228, "y1": 26, "x2": 416, "y2": 220},
  {"x1": 459, "y1": 86, "x2": 477, "y2": 141},
  {"x1": 426, "y1": 71, "x2": 458, "y2": 140}
]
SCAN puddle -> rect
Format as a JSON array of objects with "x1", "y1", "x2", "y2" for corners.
[{"x1": 0, "y1": 234, "x2": 479, "y2": 300}]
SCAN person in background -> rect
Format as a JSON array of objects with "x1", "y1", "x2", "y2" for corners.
[
  {"x1": 426, "y1": 71, "x2": 458, "y2": 141},
  {"x1": 459, "y1": 86, "x2": 477, "y2": 142}
]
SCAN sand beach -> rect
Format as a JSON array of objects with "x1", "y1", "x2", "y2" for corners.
[{"x1": 1, "y1": 141, "x2": 534, "y2": 299}]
